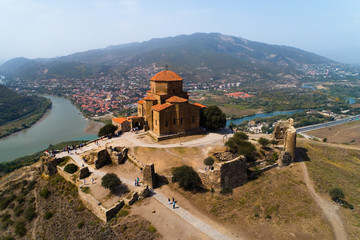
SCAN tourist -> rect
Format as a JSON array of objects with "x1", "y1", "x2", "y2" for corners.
[
  {"x1": 83, "y1": 179, "x2": 86, "y2": 185},
  {"x1": 135, "y1": 179, "x2": 137, "y2": 186},
  {"x1": 91, "y1": 178, "x2": 94, "y2": 184},
  {"x1": 168, "y1": 198, "x2": 171, "y2": 204},
  {"x1": 172, "y1": 197, "x2": 175, "y2": 203},
  {"x1": 173, "y1": 201, "x2": 176, "y2": 209},
  {"x1": 137, "y1": 177, "x2": 140, "y2": 185}
]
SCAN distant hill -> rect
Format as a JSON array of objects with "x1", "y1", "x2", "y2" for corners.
[
  {"x1": 0, "y1": 85, "x2": 48, "y2": 125},
  {"x1": 0, "y1": 33, "x2": 335, "y2": 82}
]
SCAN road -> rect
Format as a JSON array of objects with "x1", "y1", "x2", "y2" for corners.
[{"x1": 297, "y1": 114, "x2": 360, "y2": 133}]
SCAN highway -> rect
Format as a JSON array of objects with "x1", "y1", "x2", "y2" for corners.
[{"x1": 297, "y1": 114, "x2": 360, "y2": 133}]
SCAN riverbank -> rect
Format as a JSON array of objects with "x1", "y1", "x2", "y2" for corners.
[
  {"x1": 0, "y1": 96, "x2": 99, "y2": 163},
  {"x1": 0, "y1": 97, "x2": 52, "y2": 139}
]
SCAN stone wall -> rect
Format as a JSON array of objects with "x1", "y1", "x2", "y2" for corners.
[
  {"x1": 94, "y1": 149, "x2": 112, "y2": 169},
  {"x1": 143, "y1": 164, "x2": 156, "y2": 188},
  {"x1": 198, "y1": 156, "x2": 248, "y2": 191}
]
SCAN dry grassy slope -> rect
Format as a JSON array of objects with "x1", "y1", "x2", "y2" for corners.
[
  {"x1": 0, "y1": 166, "x2": 160, "y2": 240},
  {"x1": 173, "y1": 162, "x2": 333, "y2": 240},
  {"x1": 298, "y1": 141, "x2": 360, "y2": 239},
  {"x1": 307, "y1": 120, "x2": 360, "y2": 146}
]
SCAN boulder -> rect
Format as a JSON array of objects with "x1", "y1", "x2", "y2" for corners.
[{"x1": 79, "y1": 167, "x2": 91, "y2": 179}]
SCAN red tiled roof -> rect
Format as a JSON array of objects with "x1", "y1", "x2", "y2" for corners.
[
  {"x1": 150, "y1": 70, "x2": 183, "y2": 81},
  {"x1": 166, "y1": 96, "x2": 188, "y2": 103},
  {"x1": 156, "y1": 93, "x2": 168, "y2": 96},
  {"x1": 193, "y1": 103, "x2": 207, "y2": 108},
  {"x1": 152, "y1": 103, "x2": 173, "y2": 112},
  {"x1": 137, "y1": 100, "x2": 144, "y2": 104},
  {"x1": 112, "y1": 117, "x2": 128, "y2": 124},
  {"x1": 143, "y1": 95, "x2": 157, "y2": 101}
]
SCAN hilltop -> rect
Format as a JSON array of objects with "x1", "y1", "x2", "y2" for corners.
[{"x1": 0, "y1": 33, "x2": 335, "y2": 84}]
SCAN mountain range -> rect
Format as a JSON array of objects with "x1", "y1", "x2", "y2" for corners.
[{"x1": 0, "y1": 33, "x2": 336, "y2": 83}]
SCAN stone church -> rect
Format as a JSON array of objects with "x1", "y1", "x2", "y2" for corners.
[{"x1": 113, "y1": 69, "x2": 206, "y2": 140}]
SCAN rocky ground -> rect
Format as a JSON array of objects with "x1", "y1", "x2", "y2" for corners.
[{"x1": 0, "y1": 165, "x2": 160, "y2": 240}]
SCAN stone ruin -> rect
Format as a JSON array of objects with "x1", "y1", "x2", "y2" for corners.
[
  {"x1": 272, "y1": 118, "x2": 297, "y2": 167},
  {"x1": 198, "y1": 156, "x2": 248, "y2": 191},
  {"x1": 143, "y1": 164, "x2": 157, "y2": 189},
  {"x1": 81, "y1": 145, "x2": 128, "y2": 169}
]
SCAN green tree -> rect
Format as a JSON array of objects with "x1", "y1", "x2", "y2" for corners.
[
  {"x1": 64, "y1": 163, "x2": 78, "y2": 174},
  {"x1": 172, "y1": 165, "x2": 202, "y2": 190},
  {"x1": 203, "y1": 157, "x2": 214, "y2": 166},
  {"x1": 98, "y1": 123, "x2": 118, "y2": 137},
  {"x1": 329, "y1": 187, "x2": 344, "y2": 202},
  {"x1": 270, "y1": 139, "x2": 278, "y2": 147},
  {"x1": 225, "y1": 132, "x2": 249, "y2": 152},
  {"x1": 200, "y1": 105, "x2": 226, "y2": 131},
  {"x1": 258, "y1": 137, "x2": 270, "y2": 147},
  {"x1": 101, "y1": 173, "x2": 122, "y2": 192}
]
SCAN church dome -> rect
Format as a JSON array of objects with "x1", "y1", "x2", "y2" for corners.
[{"x1": 150, "y1": 70, "x2": 183, "y2": 81}]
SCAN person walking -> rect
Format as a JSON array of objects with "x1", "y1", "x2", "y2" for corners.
[
  {"x1": 173, "y1": 201, "x2": 176, "y2": 209},
  {"x1": 168, "y1": 198, "x2": 171, "y2": 204}
]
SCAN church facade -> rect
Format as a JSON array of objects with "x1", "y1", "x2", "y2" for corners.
[
  {"x1": 112, "y1": 70, "x2": 206, "y2": 140},
  {"x1": 137, "y1": 70, "x2": 206, "y2": 138}
]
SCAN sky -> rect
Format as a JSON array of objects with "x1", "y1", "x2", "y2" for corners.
[{"x1": 0, "y1": 0, "x2": 360, "y2": 64}]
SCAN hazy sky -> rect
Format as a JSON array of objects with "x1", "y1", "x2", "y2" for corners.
[{"x1": 1, "y1": 0, "x2": 360, "y2": 64}]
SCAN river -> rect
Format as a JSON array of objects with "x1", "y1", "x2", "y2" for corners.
[
  {"x1": 0, "y1": 96, "x2": 101, "y2": 163},
  {"x1": 226, "y1": 110, "x2": 302, "y2": 126}
]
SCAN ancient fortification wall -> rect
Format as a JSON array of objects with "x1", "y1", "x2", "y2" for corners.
[{"x1": 199, "y1": 156, "x2": 247, "y2": 190}]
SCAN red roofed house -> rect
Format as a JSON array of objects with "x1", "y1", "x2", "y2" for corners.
[
  {"x1": 112, "y1": 117, "x2": 131, "y2": 132},
  {"x1": 135, "y1": 69, "x2": 206, "y2": 139}
]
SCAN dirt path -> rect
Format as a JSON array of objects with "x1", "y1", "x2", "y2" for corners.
[
  {"x1": 301, "y1": 162, "x2": 347, "y2": 240},
  {"x1": 132, "y1": 197, "x2": 210, "y2": 240}
]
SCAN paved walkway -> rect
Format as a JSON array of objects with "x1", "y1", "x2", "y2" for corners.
[{"x1": 55, "y1": 135, "x2": 234, "y2": 240}]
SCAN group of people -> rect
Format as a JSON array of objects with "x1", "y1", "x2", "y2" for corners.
[{"x1": 168, "y1": 197, "x2": 177, "y2": 209}]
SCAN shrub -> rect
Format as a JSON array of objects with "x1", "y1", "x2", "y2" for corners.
[
  {"x1": 98, "y1": 123, "x2": 118, "y2": 137},
  {"x1": 270, "y1": 139, "x2": 278, "y2": 146},
  {"x1": 148, "y1": 224, "x2": 157, "y2": 233},
  {"x1": 39, "y1": 187, "x2": 50, "y2": 199},
  {"x1": 200, "y1": 105, "x2": 226, "y2": 131},
  {"x1": 64, "y1": 163, "x2": 78, "y2": 174},
  {"x1": 225, "y1": 132, "x2": 255, "y2": 158},
  {"x1": 101, "y1": 173, "x2": 122, "y2": 192},
  {"x1": 323, "y1": 137, "x2": 327, "y2": 142},
  {"x1": 272, "y1": 152, "x2": 279, "y2": 161},
  {"x1": 77, "y1": 220, "x2": 85, "y2": 229},
  {"x1": 44, "y1": 211, "x2": 54, "y2": 220},
  {"x1": 172, "y1": 165, "x2": 202, "y2": 190},
  {"x1": 0, "y1": 195, "x2": 16, "y2": 210},
  {"x1": 203, "y1": 157, "x2": 214, "y2": 166},
  {"x1": 14, "y1": 221, "x2": 26, "y2": 237},
  {"x1": 258, "y1": 137, "x2": 270, "y2": 147},
  {"x1": 329, "y1": 188, "x2": 344, "y2": 202},
  {"x1": 14, "y1": 205, "x2": 24, "y2": 217},
  {"x1": 24, "y1": 206, "x2": 36, "y2": 222}
]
